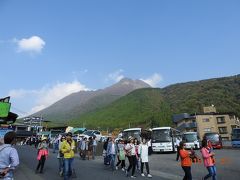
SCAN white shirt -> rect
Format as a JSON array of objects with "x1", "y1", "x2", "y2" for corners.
[
  {"x1": 125, "y1": 143, "x2": 136, "y2": 156},
  {"x1": 138, "y1": 144, "x2": 149, "y2": 162},
  {"x1": 111, "y1": 143, "x2": 116, "y2": 155}
]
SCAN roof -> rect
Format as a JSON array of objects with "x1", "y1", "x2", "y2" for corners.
[
  {"x1": 152, "y1": 127, "x2": 172, "y2": 130},
  {"x1": 123, "y1": 128, "x2": 141, "y2": 132},
  {"x1": 70, "y1": 128, "x2": 87, "y2": 134},
  {"x1": 183, "y1": 132, "x2": 198, "y2": 134}
]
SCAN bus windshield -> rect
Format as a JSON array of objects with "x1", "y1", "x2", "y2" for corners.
[
  {"x1": 183, "y1": 134, "x2": 198, "y2": 143},
  {"x1": 152, "y1": 129, "x2": 171, "y2": 143},
  {"x1": 123, "y1": 130, "x2": 141, "y2": 140},
  {"x1": 232, "y1": 129, "x2": 240, "y2": 140},
  {"x1": 205, "y1": 133, "x2": 220, "y2": 142}
]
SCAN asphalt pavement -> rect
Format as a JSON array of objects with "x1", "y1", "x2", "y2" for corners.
[{"x1": 14, "y1": 145, "x2": 240, "y2": 180}]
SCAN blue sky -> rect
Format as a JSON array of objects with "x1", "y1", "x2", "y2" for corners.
[{"x1": 0, "y1": 0, "x2": 240, "y2": 116}]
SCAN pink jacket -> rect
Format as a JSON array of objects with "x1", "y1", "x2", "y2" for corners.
[
  {"x1": 37, "y1": 149, "x2": 48, "y2": 160},
  {"x1": 200, "y1": 147, "x2": 214, "y2": 167}
]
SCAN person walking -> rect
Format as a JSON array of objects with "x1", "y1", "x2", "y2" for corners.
[
  {"x1": 176, "y1": 137, "x2": 181, "y2": 161},
  {"x1": 125, "y1": 137, "x2": 137, "y2": 178},
  {"x1": 60, "y1": 132, "x2": 76, "y2": 180},
  {"x1": 80, "y1": 137, "x2": 87, "y2": 160},
  {"x1": 134, "y1": 138, "x2": 140, "y2": 172},
  {"x1": 0, "y1": 131, "x2": 19, "y2": 180},
  {"x1": 139, "y1": 138, "x2": 152, "y2": 178},
  {"x1": 115, "y1": 139, "x2": 126, "y2": 171},
  {"x1": 87, "y1": 137, "x2": 93, "y2": 160},
  {"x1": 35, "y1": 137, "x2": 49, "y2": 174},
  {"x1": 201, "y1": 139, "x2": 216, "y2": 180},
  {"x1": 57, "y1": 135, "x2": 65, "y2": 176},
  {"x1": 179, "y1": 141, "x2": 192, "y2": 180},
  {"x1": 107, "y1": 137, "x2": 118, "y2": 171},
  {"x1": 92, "y1": 136, "x2": 97, "y2": 160},
  {"x1": 103, "y1": 137, "x2": 110, "y2": 165}
]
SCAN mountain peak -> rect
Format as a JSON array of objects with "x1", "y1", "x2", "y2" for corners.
[{"x1": 118, "y1": 78, "x2": 151, "y2": 88}]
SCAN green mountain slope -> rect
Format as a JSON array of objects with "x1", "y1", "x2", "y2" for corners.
[
  {"x1": 69, "y1": 74, "x2": 240, "y2": 129},
  {"x1": 163, "y1": 74, "x2": 240, "y2": 115},
  {"x1": 69, "y1": 88, "x2": 172, "y2": 129}
]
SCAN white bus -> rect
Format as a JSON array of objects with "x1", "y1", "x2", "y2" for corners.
[
  {"x1": 182, "y1": 132, "x2": 200, "y2": 149},
  {"x1": 122, "y1": 128, "x2": 151, "y2": 142},
  {"x1": 151, "y1": 127, "x2": 181, "y2": 153}
]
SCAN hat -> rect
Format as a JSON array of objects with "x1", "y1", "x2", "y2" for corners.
[
  {"x1": 66, "y1": 132, "x2": 72, "y2": 137},
  {"x1": 128, "y1": 136, "x2": 133, "y2": 140},
  {"x1": 41, "y1": 137, "x2": 47, "y2": 141}
]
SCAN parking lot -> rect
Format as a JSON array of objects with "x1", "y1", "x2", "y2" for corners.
[{"x1": 14, "y1": 145, "x2": 240, "y2": 180}]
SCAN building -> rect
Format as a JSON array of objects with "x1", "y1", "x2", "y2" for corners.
[{"x1": 173, "y1": 106, "x2": 240, "y2": 140}]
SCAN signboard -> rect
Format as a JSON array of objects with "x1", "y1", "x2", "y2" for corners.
[{"x1": 0, "y1": 102, "x2": 11, "y2": 118}]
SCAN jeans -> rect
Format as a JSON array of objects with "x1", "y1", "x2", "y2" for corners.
[
  {"x1": 64, "y1": 158, "x2": 74, "y2": 180},
  {"x1": 204, "y1": 166, "x2": 217, "y2": 180},
  {"x1": 109, "y1": 154, "x2": 116, "y2": 170},
  {"x1": 53, "y1": 143, "x2": 58, "y2": 153},
  {"x1": 182, "y1": 166, "x2": 192, "y2": 180},
  {"x1": 58, "y1": 158, "x2": 64, "y2": 172}
]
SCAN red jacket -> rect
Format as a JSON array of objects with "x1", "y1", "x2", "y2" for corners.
[{"x1": 179, "y1": 149, "x2": 192, "y2": 167}]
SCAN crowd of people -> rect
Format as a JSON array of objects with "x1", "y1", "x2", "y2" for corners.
[
  {"x1": 0, "y1": 131, "x2": 218, "y2": 180},
  {"x1": 103, "y1": 136, "x2": 153, "y2": 178}
]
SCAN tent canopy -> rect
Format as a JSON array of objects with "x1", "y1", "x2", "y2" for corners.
[{"x1": 70, "y1": 128, "x2": 87, "y2": 134}]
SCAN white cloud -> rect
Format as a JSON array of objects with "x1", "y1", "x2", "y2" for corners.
[
  {"x1": 9, "y1": 80, "x2": 89, "y2": 115},
  {"x1": 141, "y1": 73, "x2": 163, "y2": 87},
  {"x1": 15, "y1": 36, "x2": 45, "y2": 53},
  {"x1": 106, "y1": 69, "x2": 125, "y2": 83}
]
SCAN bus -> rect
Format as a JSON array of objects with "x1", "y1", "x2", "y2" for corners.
[
  {"x1": 151, "y1": 127, "x2": 181, "y2": 153},
  {"x1": 231, "y1": 128, "x2": 240, "y2": 148},
  {"x1": 203, "y1": 132, "x2": 222, "y2": 149},
  {"x1": 182, "y1": 132, "x2": 200, "y2": 149},
  {"x1": 122, "y1": 128, "x2": 151, "y2": 142}
]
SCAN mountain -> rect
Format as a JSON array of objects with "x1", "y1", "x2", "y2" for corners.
[
  {"x1": 68, "y1": 74, "x2": 240, "y2": 129},
  {"x1": 162, "y1": 74, "x2": 240, "y2": 115},
  {"x1": 32, "y1": 78, "x2": 151, "y2": 125},
  {"x1": 69, "y1": 88, "x2": 172, "y2": 129}
]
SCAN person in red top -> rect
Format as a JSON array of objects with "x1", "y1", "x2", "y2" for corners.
[{"x1": 179, "y1": 141, "x2": 192, "y2": 180}]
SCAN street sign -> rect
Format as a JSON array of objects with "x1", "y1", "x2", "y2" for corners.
[{"x1": 0, "y1": 102, "x2": 11, "y2": 118}]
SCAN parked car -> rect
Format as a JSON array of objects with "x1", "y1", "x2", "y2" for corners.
[{"x1": 82, "y1": 130, "x2": 102, "y2": 141}]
